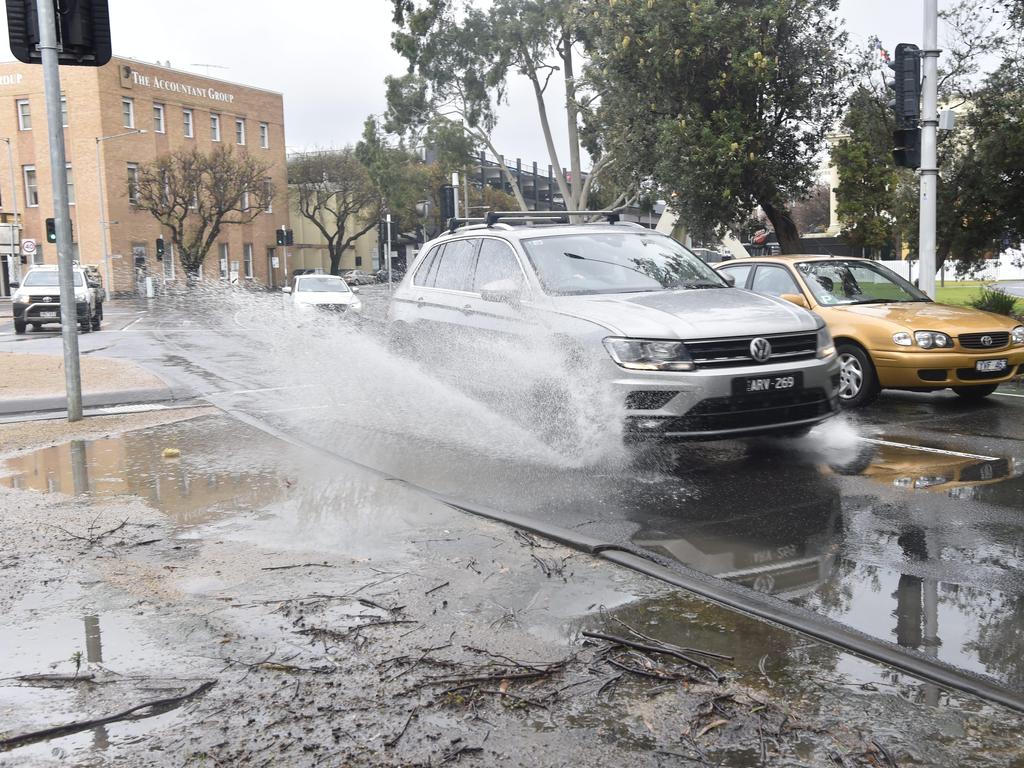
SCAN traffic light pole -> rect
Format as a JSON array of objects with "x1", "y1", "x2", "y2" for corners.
[
  {"x1": 919, "y1": 0, "x2": 940, "y2": 299},
  {"x1": 37, "y1": 0, "x2": 83, "y2": 421}
]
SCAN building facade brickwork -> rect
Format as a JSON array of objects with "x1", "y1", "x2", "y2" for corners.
[{"x1": 0, "y1": 58, "x2": 288, "y2": 295}]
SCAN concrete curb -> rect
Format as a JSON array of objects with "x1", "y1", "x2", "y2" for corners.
[{"x1": 0, "y1": 386, "x2": 180, "y2": 418}]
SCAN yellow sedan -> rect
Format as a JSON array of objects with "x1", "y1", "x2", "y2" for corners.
[{"x1": 716, "y1": 256, "x2": 1024, "y2": 407}]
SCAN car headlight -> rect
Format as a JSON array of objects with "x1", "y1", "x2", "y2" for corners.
[
  {"x1": 913, "y1": 331, "x2": 953, "y2": 349},
  {"x1": 75, "y1": 289, "x2": 88, "y2": 301},
  {"x1": 1012, "y1": 325, "x2": 1024, "y2": 345},
  {"x1": 893, "y1": 332, "x2": 913, "y2": 346},
  {"x1": 816, "y1": 325, "x2": 835, "y2": 359},
  {"x1": 604, "y1": 337, "x2": 695, "y2": 371},
  {"x1": 12, "y1": 291, "x2": 28, "y2": 304}
]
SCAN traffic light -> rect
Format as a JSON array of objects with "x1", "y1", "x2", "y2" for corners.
[
  {"x1": 440, "y1": 185, "x2": 456, "y2": 221},
  {"x1": 285, "y1": 229, "x2": 293, "y2": 246},
  {"x1": 887, "y1": 43, "x2": 921, "y2": 169},
  {"x1": 276, "y1": 227, "x2": 286, "y2": 246},
  {"x1": 5, "y1": 0, "x2": 112, "y2": 66},
  {"x1": 893, "y1": 128, "x2": 921, "y2": 170},
  {"x1": 155, "y1": 236, "x2": 165, "y2": 261},
  {"x1": 45, "y1": 217, "x2": 56, "y2": 243}
]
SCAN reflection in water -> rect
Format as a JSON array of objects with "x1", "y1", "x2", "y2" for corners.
[
  {"x1": 83, "y1": 615, "x2": 111, "y2": 749},
  {"x1": 0, "y1": 416, "x2": 285, "y2": 525}
]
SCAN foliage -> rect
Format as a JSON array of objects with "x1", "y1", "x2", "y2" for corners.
[
  {"x1": 967, "y1": 285, "x2": 1020, "y2": 317},
  {"x1": 581, "y1": 0, "x2": 848, "y2": 253},
  {"x1": 387, "y1": 0, "x2": 615, "y2": 211},
  {"x1": 133, "y1": 146, "x2": 272, "y2": 279},
  {"x1": 288, "y1": 148, "x2": 380, "y2": 276}
]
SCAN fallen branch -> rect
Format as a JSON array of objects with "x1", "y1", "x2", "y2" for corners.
[
  {"x1": 425, "y1": 581, "x2": 450, "y2": 595},
  {"x1": 609, "y1": 616, "x2": 734, "y2": 662},
  {"x1": 11, "y1": 673, "x2": 96, "y2": 684},
  {"x1": 582, "y1": 630, "x2": 722, "y2": 682},
  {"x1": 0, "y1": 681, "x2": 215, "y2": 751},
  {"x1": 261, "y1": 562, "x2": 335, "y2": 571}
]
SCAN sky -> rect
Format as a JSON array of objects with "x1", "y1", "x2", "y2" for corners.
[{"x1": 0, "y1": 1, "x2": 964, "y2": 166}]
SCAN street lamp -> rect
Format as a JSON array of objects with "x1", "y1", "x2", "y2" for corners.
[
  {"x1": 95, "y1": 128, "x2": 146, "y2": 299},
  {"x1": 1, "y1": 137, "x2": 20, "y2": 281}
]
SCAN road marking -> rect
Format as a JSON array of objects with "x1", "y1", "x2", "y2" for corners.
[
  {"x1": 994, "y1": 391, "x2": 1024, "y2": 399},
  {"x1": 861, "y1": 437, "x2": 1000, "y2": 462},
  {"x1": 122, "y1": 317, "x2": 143, "y2": 330},
  {"x1": 207, "y1": 384, "x2": 314, "y2": 396}
]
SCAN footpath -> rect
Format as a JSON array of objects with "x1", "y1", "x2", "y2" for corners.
[{"x1": 0, "y1": 353, "x2": 1021, "y2": 766}]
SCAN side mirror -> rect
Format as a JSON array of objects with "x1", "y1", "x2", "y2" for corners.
[
  {"x1": 780, "y1": 292, "x2": 809, "y2": 309},
  {"x1": 721, "y1": 273, "x2": 736, "y2": 287},
  {"x1": 9, "y1": 281, "x2": 18, "y2": 289},
  {"x1": 282, "y1": 286, "x2": 292, "y2": 294},
  {"x1": 351, "y1": 286, "x2": 360, "y2": 294},
  {"x1": 480, "y1": 278, "x2": 522, "y2": 305}
]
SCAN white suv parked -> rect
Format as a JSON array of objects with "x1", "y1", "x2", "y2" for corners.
[{"x1": 11, "y1": 265, "x2": 100, "y2": 334}]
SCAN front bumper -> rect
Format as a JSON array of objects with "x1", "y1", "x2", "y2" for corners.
[
  {"x1": 614, "y1": 354, "x2": 841, "y2": 440},
  {"x1": 872, "y1": 347, "x2": 1024, "y2": 387},
  {"x1": 13, "y1": 301, "x2": 90, "y2": 324}
]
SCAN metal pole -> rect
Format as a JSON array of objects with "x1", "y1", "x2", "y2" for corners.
[
  {"x1": 451, "y1": 172, "x2": 460, "y2": 219},
  {"x1": 37, "y1": 0, "x2": 83, "y2": 421},
  {"x1": 95, "y1": 138, "x2": 112, "y2": 300},
  {"x1": 919, "y1": 0, "x2": 940, "y2": 298},
  {"x1": 4, "y1": 138, "x2": 20, "y2": 283},
  {"x1": 385, "y1": 212, "x2": 392, "y2": 287}
]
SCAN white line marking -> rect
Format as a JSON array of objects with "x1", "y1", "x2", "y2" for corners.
[
  {"x1": 860, "y1": 437, "x2": 1000, "y2": 462},
  {"x1": 122, "y1": 317, "x2": 143, "y2": 330},
  {"x1": 994, "y1": 391, "x2": 1024, "y2": 399}
]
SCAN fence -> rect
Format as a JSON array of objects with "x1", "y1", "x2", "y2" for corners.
[{"x1": 879, "y1": 254, "x2": 1024, "y2": 283}]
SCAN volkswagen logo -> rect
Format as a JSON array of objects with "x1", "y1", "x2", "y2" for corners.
[
  {"x1": 750, "y1": 337, "x2": 773, "y2": 363},
  {"x1": 981, "y1": 335, "x2": 994, "y2": 347}
]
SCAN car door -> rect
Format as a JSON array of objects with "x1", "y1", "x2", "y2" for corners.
[
  {"x1": 717, "y1": 262, "x2": 755, "y2": 289},
  {"x1": 414, "y1": 237, "x2": 482, "y2": 368}
]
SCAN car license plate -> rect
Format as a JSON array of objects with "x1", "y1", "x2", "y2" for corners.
[
  {"x1": 40, "y1": 311, "x2": 57, "y2": 318},
  {"x1": 734, "y1": 372, "x2": 803, "y2": 395},
  {"x1": 976, "y1": 359, "x2": 1007, "y2": 373}
]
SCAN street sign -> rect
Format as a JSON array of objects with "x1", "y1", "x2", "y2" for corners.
[{"x1": 21, "y1": 238, "x2": 36, "y2": 256}]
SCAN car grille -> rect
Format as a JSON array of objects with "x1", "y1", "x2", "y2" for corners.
[
  {"x1": 686, "y1": 332, "x2": 818, "y2": 369},
  {"x1": 625, "y1": 391, "x2": 678, "y2": 410},
  {"x1": 662, "y1": 388, "x2": 833, "y2": 433},
  {"x1": 315, "y1": 304, "x2": 348, "y2": 312},
  {"x1": 958, "y1": 332, "x2": 1010, "y2": 350}
]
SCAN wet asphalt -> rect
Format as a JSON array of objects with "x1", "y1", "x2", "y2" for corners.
[{"x1": 2, "y1": 290, "x2": 1023, "y2": 694}]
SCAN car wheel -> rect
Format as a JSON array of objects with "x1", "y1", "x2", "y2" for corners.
[
  {"x1": 14, "y1": 319, "x2": 26, "y2": 334},
  {"x1": 79, "y1": 319, "x2": 91, "y2": 333},
  {"x1": 97, "y1": 304, "x2": 104, "y2": 321},
  {"x1": 836, "y1": 343, "x2": 880, "y2": 408},
  {"x1": 91, "y1": 314, "x2": 101, "y2": 331},
  {"x1": 953, "y1": 383, "x2": 999, "y2": 400}
]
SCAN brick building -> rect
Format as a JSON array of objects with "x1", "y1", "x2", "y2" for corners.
[{"x1": 0, "y1": 57, "x2": 288, "y2": 296}]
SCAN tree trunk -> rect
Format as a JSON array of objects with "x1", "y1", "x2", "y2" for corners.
[
  {"x1": 328, "y1": 242, "x2": 341, "y2": 276},
  {"x1": 759, "y1": 200, "x2": 801, "y2": 254}
]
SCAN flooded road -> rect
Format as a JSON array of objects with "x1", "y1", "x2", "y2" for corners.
[{"x1": 3, "y1": 289, "x2": 1023, "y2": 697}]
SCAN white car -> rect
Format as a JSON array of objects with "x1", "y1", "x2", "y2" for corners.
[
  {"x1": 11, "y1": 264, "x2": 100, "y2": 334},
  {"x1": 283, "y1": 274, "x2": 362, "y2": 315}
]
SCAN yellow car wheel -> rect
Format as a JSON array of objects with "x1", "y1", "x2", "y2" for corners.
[{"x1": 837, "y1": 343, "x2": 880, "y2": 408}]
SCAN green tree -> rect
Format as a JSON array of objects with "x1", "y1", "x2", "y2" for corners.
[
  {"x1": 581, "y1": 0, "x2": 848, "y2": 253},
  {"x1": 133, "y1": 146, "x2": 273, "y2": 280},
  {"x1": 288, "y1": 148, "x2": 380, "y2": 276},
  {"x1": 387, "y1": 0, "x2": 619, "y2": 211}
]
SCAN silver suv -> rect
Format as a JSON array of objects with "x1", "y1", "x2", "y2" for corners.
[
  {"x1": 11, "y1": 265, "x2": 100, "y2": 335},
  {"x1": 388, "y1": 213, "x2": 840, "y2": 440}
]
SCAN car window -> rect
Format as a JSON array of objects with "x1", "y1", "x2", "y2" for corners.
[
  {"x1": 413, "y1": 245, "x2": 442, "y2": 287},
  {"x1": 718, "y1": 264, "x2": 752, "y2": 288},
  {"x1": 432, "y1": 238, "x2": 479, "y2": 292},
  {"x1": 797, "y1": 260, "x2": 929, "y2": 305},
  {"x1": 473, "y1": 239, "x2": 523, "y2": 292},
  {"x1": 296, "y1": 276, "x2": 349, "y2": 293},
  {"x1": 751, "y1": 265, "x2": 801, "y2": 298},
  {"x1": 23, "y1": 271, "x2": 84, "y2": 287}
]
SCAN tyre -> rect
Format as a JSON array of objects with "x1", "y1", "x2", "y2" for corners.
[
  {"x1": 836, "y1": 342, "x2": 880, "y2": 408},
  {"x1": 79, "y1": 319, "x2": 91, "y2": 333},
  {"x1": 14, "y1": 319, "x2": 26, "y2": 334},
  {"x1": 97, "y1": 304, "x2": 104, "y2": 321},
  {"x1": 953, "y1": 383, "x2": 999, "y2": 400},
  {"x1": 91, "y1": 314, "x2": 101, "y2": 331}
]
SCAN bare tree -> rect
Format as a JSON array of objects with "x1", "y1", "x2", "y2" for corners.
[
  {"x1": 133, "y1": 146, "x2": 273, "y2": 280},
  {"x1": 288, "y1": 149, "x2": 380, "y2": 276}
]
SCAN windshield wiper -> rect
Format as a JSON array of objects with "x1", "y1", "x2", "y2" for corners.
[{"x1": 678, "y1": 280, "x2": 725, "y2": 289}]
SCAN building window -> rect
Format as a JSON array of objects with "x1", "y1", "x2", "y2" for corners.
[
  {"x1": 60, "y1": 96, "x2": 68, "y2": 127},
  {"x1": 244, "y1": 243, "x2": 254, "y2": 279},
  {"x1": 122, "y1": 97, "x2": 135, "y2": 128},
  {"x1": 241, "y1": 189, "x2": 250, "y2": 210},
  {"x1": 153, "y1": 103, "x2": 165, "y2": 133},
  {"x1": 23, "y1": 165, "x2": 38, "y2": 207},
  {"x1": 163, "y1": 241, "x2": 175, "y2": 280},
  {"x1": 65, "y1": 164, "x2": 75, "y2": 206},
  {"x1": 210, "y1": 113, "x2": 221, "y2": 142},
  {"x1": 16, "y1": 99, "x2": 30, "y2": 130},
  {"x1": 263, "y1": 177, "x2": 273, "y2": 213},
  {"x1": 183, "y1": 108, "x2": 193, "y2": 138},
  {"x1": 235, "y1": 118, "x2": 245, "y2": 145},
  {"x1": 219, "y1": 244, "x2": 229, "y2": 280},
  {"x1": 259, "y1": 122, "x2": 269, "y2": 149},
  {"x1": 127, "y1": 163, "x2": 140, "y2": 205}
]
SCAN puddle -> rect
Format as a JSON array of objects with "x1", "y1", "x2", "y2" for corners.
[{"x1": 0, "y1": 415, "x2": 286, "y2": 525}]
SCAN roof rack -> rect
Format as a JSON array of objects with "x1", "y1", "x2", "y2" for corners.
[{"x1": 446, "y1": 209, "x2": 624, "y2": 233}]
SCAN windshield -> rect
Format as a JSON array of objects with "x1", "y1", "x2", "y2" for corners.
[
  {"x1": 520, "y1": 232, "x2": 726, "y2": 296},
  {"x1": 295, "y1": 276, "x2": 350, "y2": 293},
  {"x1": 797, "y1": 260, "x2": 929, "y2": 305},
  {"x1": 23, "y1": 270, "x2": 84, "y2": 287}
]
